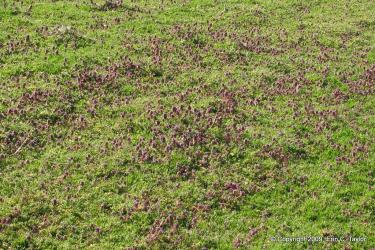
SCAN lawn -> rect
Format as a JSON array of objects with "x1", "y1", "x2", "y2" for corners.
[{"x1": 0, "y1": 0, "x2": 374, "y2": 249}]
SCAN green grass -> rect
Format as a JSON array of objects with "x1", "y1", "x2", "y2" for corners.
[{"x1": 0, "y1": 0, "x2": 374, "y2": 249}]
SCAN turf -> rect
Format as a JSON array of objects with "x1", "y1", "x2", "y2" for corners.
[{"x1": 0, "y1": 0, "x2": 374, "y2": 249}]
